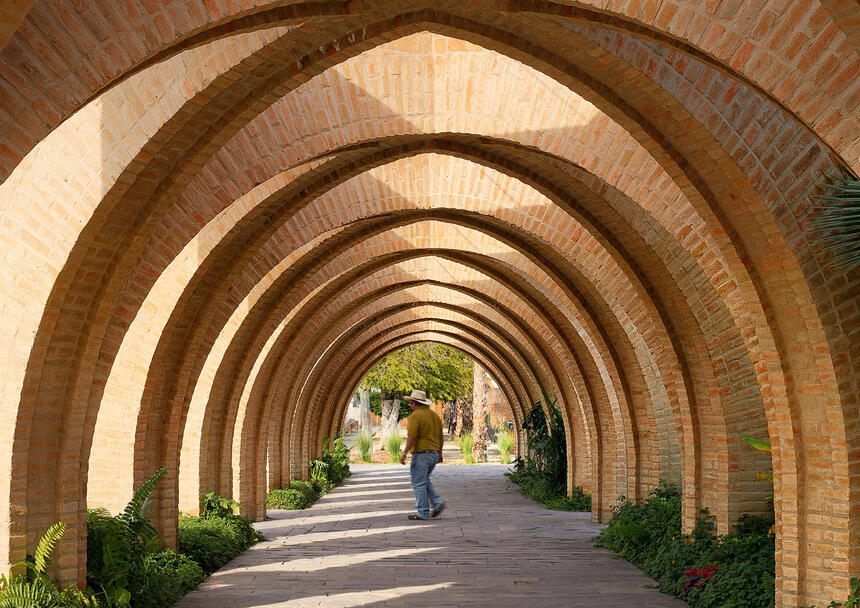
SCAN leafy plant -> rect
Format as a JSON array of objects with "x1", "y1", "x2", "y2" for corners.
[
  {"x1": 200, "y1": 492, "x2": 241, "y2": 518},
  {"x1": 266, "y1": 488, "x2": 312, "y2": 510},
  {"x1": 595, "y1": 483, "x2": 776, "y2": 608},
  {"x1": 0, "y1": 522, "x2": 100, "y2": 607},
  {"x1": 740, "y1": 435, "x2": 775, "y2": 507},
  {"x1": 386, "y1": 433, "x2": 403, "y2": 463},
  {"x1": 134, "y1": 550, "x2": 205, "y2": 608},
  {"x1": 86, "y1": 467, "x2": 167, "y2": 607},
  {"x1": 457, "y1": 432, "x2": 475, "y2": 463},
  {"x1": 496, "y1": 428, "x2": 514, "y2": 464},
  {"x1": 809, "y1": 173, "x2": 860, "y2": 270},
  {"x1": 177, "y1": 515, "x2": 261, "y2": 574},
  {"x1": 356, "y1": 432, "x2": 373, "y2": 463},
  {"x1": 505, "y1": 393, "x2": 589, "y2": 511}
]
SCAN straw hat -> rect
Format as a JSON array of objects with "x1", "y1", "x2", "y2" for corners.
[{"x1": 404, "y1": 389, "x2": 433, "y2": 406}]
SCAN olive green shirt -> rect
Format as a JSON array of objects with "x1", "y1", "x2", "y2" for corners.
[{"x1": 406, "y1": 405, "x2": 443, "y2": 452}]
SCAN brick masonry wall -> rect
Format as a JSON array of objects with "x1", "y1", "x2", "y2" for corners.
[{"x1": 0, "y1": 4, "x2": 856, "y2": 606}]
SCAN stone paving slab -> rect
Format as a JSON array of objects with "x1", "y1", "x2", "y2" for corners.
[{"x1": 175, "y1": 464, "x2": 686, "y2": 608}]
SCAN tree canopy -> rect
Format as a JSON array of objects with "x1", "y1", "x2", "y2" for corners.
[{"x1": 359, "y1": 343, "x2": 474, "y2": 403}]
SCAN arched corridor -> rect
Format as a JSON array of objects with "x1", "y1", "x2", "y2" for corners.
[{"x1": 0, "y1": 2, "x2": 857, "y2": 606}]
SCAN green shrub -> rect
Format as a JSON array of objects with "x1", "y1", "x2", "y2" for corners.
[
  {"x1": 504, "y1": 396, "x2": 591, "y2": 511},
  {"x1": 134, "y1": 550, "x2": 205, "y2": 608},
  {"x1": 496, "y1": 429, "x2": 514, "y2": 464},
  {"x1": 266, "y1": 488, "x2": 311, "y2": 510},
  {"x1": 357, "y1": 432, "x2": 373, "y2": 463},
  {"x1": 289, "y1": 480, "x2": 320, "y2": 503},
  {"x1": 321, "y1": 437, "x2": 351, "y2": 485},
  {"x1": 177, "y1": 515, "x2": 261, "y2": 574},
  {"x1": 457, "y1": 432, "x2": 475, "y2": 463},
  {"x1": 386, "y1": 433, "x2": 402, "y2": 463},
  {"x1": 595, "y1": 483, "x2": 775, "y2": 608}
]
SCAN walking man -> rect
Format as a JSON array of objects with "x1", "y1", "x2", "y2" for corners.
[{"x1": 399, "y1": 389, "x2": 446, "y2": 520}]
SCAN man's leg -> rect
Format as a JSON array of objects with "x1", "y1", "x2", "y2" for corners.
[
  {"x1": 409, "y1": 453, "x2": 431, "y2": 519},
  {"x1": 426, "y1": 453, "x2": 444, "y2": 511}
]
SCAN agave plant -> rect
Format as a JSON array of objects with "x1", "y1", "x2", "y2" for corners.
[{"x1": 809, "y1": 173, "x2": 860, "y2": 270}]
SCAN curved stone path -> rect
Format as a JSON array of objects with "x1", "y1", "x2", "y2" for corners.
[{"x1": 176, "y1": 465, "x2": 686, "y2": 607}]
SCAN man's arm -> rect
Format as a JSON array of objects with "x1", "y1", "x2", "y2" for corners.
[
  {"x1": 437, "y1": 426, "x2": 444, "y2": 463},
  {"x1": 400, "y1": 435, "x2": 417, "y2": 464}
]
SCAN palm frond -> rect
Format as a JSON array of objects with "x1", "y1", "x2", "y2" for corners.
[{"x1": 809, "y1": 173, "x2": 860, "y2": 270}]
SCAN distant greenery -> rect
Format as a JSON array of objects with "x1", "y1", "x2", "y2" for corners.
[
  {"x1": 456, "y1": 432, "x2": 475, "y2": 464},
  {"x1": 386, "y1": 434, "x2": 403, "y2": 463},
  {"x1": 361, "y1": 343, "x2": 474, "y2": 408},
  {"x1": 356, "y1": 431, "x2": 373, "y2": 463},
  {"x1": 595, "y1": 482, "x2": 775, "y2": 608},
  {"x1": 495, "y1": 428, "x2": 514, "y2": 464},
  {"x1": 505, "y1": 394, "x2": 591, "y2": 512}
]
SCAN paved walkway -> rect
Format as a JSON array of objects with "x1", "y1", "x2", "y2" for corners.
[{"x1": 176, "y1": 465, "x2": 686, "y2": 607}]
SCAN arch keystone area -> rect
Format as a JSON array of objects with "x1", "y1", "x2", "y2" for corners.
[{"x1": 0, "y1": 5, "x2": 857, "y2": 607}]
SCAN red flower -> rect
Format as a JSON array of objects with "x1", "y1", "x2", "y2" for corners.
[{"x1": 684, "y1": 565, "x2": 718, "y2": 592}]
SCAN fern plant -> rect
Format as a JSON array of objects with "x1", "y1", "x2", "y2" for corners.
[
  {"x1": 87, "y1": 467, "x2": 167, "y2": 606},
  {"x1": 0, "y1": 522, "x2": 99, "y2": 607}
]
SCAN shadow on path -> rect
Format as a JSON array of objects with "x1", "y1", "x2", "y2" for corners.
[{"x1": 175, "y1": 464, "x2": 686, "y2": 607}]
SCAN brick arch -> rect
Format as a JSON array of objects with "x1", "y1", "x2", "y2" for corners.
[
  {"x1": 274, "y1": 259, "x2": 633, "y2": 523},
  {"x1": 216, "y1": 257, "x2": 606, "y2": 523},
  {"x1": 316, "y1": 314, "x2": 532, "y2": 456},
  {"x1": 302, "y1": 309, "x2": 582, "y2": 486},
  {"x1": 318, "y1": 323, "x2": 531, "y2": 460},
  {"x1": 1, "y1": 1, "x2": 854, "y2": 182},
  {"x1": 158, "y1": 145, "x2": 748, "y2": 528},
  {"x1": 0, "y1": 9, "x2": 852, "y2": 606}
]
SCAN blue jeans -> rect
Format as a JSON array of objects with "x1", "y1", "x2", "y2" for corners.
[{"x1": 410, "y1": 451, "x2": 444, "y2": 519}]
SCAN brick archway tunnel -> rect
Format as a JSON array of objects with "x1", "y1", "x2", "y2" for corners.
[{"x1": 0, "y1": 3, "x2": 857, "y2": 606}]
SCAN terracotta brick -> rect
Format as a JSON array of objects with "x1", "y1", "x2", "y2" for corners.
[{"x1": 0, "y1": 6, "x2": 857, "y2": 607}]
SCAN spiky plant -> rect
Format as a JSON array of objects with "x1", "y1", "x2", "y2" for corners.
[
  {"x1": 457, "y1": 432, "x2": 475, "y2": 464},
  {"x1": 356, "y1": 432, "x2": 373, "y2": 463},
  {"x1": 809, "y1": 173, "x2": 860, "y2": 270},
  {"x1": 496, "y1": 429, "x2": 515, "y2": 464},
  {"x1": 386, "y1": 433, "x2": 403, "y2": 463}
]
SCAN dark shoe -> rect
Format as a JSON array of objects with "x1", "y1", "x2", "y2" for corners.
[
  {"x1": 407, "y1": 514, "x2": 428, "y2": 521},
  {"x1": 431, "y1": 503, "x2": 446, "y2": 518}
]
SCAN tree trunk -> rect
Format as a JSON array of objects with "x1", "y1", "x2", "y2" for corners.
[
  {"x1": 472, "y1": 364, "x2": 488, "y2": 462},
  {"x1": 443, "y1": 400, "x2": 456, "y2": 433},
  {"x1": 455, "y1": 394, "x2": 472, "y2": 436},
  {"x1": 380, "y1": 393, "x2": 400, "y2": 447},
  {"x1": 359, "y1": 389, "x2": 371, "y2": 436}
]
